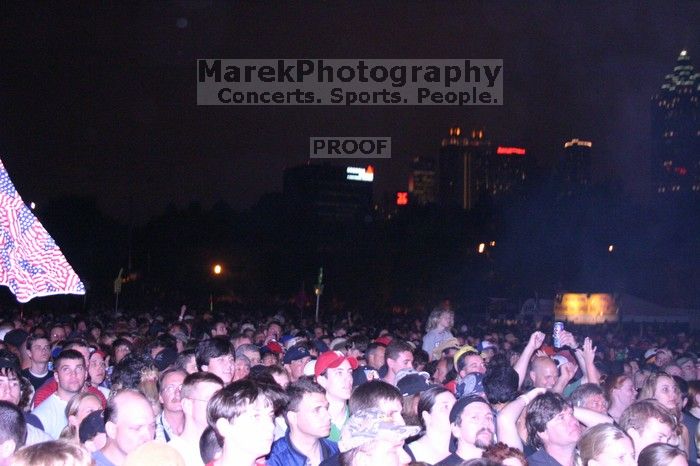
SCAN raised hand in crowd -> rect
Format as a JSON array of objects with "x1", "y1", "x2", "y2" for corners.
[
  {"x1": 513, "y1": 331, "x2": 545, "y2": 389},
  {"x1": 574, "y1": 337, "x2": 600, "y2": 385}
]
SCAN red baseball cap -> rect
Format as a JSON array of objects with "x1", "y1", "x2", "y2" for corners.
[
  {"x1": 374, "y1": 336, "x2": 392, "y2": 346},
  {"x1": 265, "y1": 341, "x2": 284, "y2": 354},
  {"x1": 315, "y1": 351, "x2": 358, "y2": 378}
]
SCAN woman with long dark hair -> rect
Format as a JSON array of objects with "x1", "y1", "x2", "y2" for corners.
[{"x1": 405, "y1": 386, "x2": 456, "y2": 464}]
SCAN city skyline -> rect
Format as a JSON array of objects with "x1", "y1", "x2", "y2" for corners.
[{"x1": 1, "y1": 2, "x2": 699, "y2": 222}]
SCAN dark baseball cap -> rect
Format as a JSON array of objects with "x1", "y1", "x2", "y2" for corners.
[
  {"x1": 0, "y1": 352, "x2": 19, "y2": 372},
  {"x1": 79, "y1": 409, "x2": 105, "y2": 443},
  {"x1": 154, "y1": 347, "x2": 178, "y2": 371},
  {"x1": 3, "y1": 329, "x2": 28, "y2": 349},
  {"x1": 449, "y1": 395, "x2": 491, "y2": 424},
  {"x1": 395, "y1": 369, "x2": 436, "y2": 396},
  {"x1": 283, "y1": 345, "x2": 310, "y2": 364}
]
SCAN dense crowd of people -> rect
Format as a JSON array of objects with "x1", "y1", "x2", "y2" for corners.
[{"x1": 0, "y1": 303, "x2": 697, "y2": 466}]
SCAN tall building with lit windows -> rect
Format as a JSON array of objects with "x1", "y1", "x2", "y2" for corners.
[
  {"x1": 408, "y1": 156, "x2": 437, "y2": 205},
  {"x1": 651, "y1": 50, "x2": 700, "y2": 194},
  {"x1": 283, "y1": 163, "x2": 374, "y2": 221},
  {"x1": 558, "y1": 138, "x2": 593, "y2": 195},
  {"x1": 438, "y1": 127, "x2": 526, "y2": 210}
]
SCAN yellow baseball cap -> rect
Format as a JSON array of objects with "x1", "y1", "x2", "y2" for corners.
[{"x1": 453, "y1": 345, "x2": 478, "y2": 368}]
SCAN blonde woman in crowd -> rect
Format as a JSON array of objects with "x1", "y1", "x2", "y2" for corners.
[
  {"x1": 422, "y1": 306, "x2": 454, "y2": 361},
  {"x1": 639, "y1": 372, "x2": 691, "y2": 455},
  {"x1": 575, "y1": 423, "x2": 636, "y2": 466},
  {"x1": 638, "y1": 443, "x2": 689, "y2": 466},
  {"x1": 59, "y1": 392, "x2": 102, "y2": 443}
]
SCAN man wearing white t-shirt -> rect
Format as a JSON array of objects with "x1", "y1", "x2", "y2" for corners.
[
  {"x1": 31, "y1": 349, "x2": 87, "y2": 438},
  {"x1": 168, "y1": 372, "x2": 223, "y2": 466}
]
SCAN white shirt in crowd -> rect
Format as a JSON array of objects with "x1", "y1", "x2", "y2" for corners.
[{"x1": 31, "y1": 393, "x2": 68, "y2": 439}]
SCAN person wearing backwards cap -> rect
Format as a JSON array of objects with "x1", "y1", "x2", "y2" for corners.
[
  {"x1": 395, "y1": 369, "x2": 437, "y2": 425},
  {"x1": 315, "y1": 351, "x2": 358, "y2": 442},
  {"x1": 79, "y1": 409, "x2": 107, "y2": 452},
  {"x1": 434, "y1": 395, "x2": 496, "y2": 465},
  {"x1": 326, "y1": 408, "x2": 419, "y2": 466}
]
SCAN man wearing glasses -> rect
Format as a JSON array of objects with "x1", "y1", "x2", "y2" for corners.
[
  {"x1": 155, "y1": 369, "x2": 187, "y2": 442},
  {"x1": 168, "y1": 371, "x2": 224, "y2": 466}
]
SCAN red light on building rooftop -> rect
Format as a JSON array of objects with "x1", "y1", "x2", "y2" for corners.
[
  {"x1": 496, "y1": 146, "x2": 526, "y2": 156},
  {"x1": 396, "y1": 192, "x2": 408, "y2": 206}
]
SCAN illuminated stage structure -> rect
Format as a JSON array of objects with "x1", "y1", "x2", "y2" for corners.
[
  {"x1": 524, "y1": 292, "x2": 699, "y2": 327},
  {"x1": 554, "y1": 293, "x2": 619, "y2": 324}
]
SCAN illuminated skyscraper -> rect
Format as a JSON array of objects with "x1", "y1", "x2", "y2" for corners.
[
  {"x1": 651, "y1": 50, "x2": 700, "y2": 194},
  {"x1": 283, "y1": 163, "x2": 373, "y2": 221},
  {"x1": 558, "y1": 138, "x2": 593, "y2": 195},
  {"x1": 438, "y1": 127, "x2": 490, "y2": 210},
  {"x1": 438, "y1": 127, "x2": 526, "y2": 210},
  {"x1": 408, "y1": 156, "x2": 437, "y2": 205}
]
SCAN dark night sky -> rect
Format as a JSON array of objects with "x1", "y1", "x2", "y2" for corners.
[{"x1": 1, "y1": 2, "x2": 699, "y2": 222}]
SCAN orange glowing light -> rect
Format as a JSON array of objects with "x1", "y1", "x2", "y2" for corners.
[
  {"x1": 396, "y1": 192, "x2": 408, "y2": 205},
  {"x1": 496, "y1": 146, "x2": 526, "y2": 156}
]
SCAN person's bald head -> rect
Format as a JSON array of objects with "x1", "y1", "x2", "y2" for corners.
[
  {"x1": 529, "y1": 356, "x2": 558, "y2": 389},
  {"x1": 104, "y1": 390, "x2": 156, "y2": 457}
]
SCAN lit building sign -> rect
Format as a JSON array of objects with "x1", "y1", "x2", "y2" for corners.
[
  {"x1": 346, "y1": 166, "x2": 374, "y2": 182},
  {"x1": 396, "y1": 192, "x2": 408, "y2": 205},
  {"x1": 554, "y1": 293, "x2": 618, "y2": 324},
  {"x1": 564, "y1": 139, "x2": 593, "y2": 149},
  {"x1": 496, "y1": 146, "x2": 526, "y2": 156}
]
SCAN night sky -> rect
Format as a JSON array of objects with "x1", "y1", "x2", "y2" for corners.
[{"x1": 1, "y1": 2, "x2": 699, "y2": 222}]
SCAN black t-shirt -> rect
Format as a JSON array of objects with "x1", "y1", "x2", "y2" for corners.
[
  {"x1": 434, "y1": 453, "x2": 465, "y2": 466},
  {"x1": 527, "y1": 449, "x2": 565, "y2": 466},
  {"x1": 319, "y1": 453, "x2": 340, "y2": 466},
  {"x1": 21, "y1": 368, "x2": 53, "y2": 391}
]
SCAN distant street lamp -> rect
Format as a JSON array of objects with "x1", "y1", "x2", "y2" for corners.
[
  {"x1": 210, "y1": 264, "x2": 223, "y2": 311},
  {"x1": 608, "y1": 245, "x2": 614, "y2": 253},
  {"x1": 478, "y1": 243, "x2": 486, "y2": 254}
]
